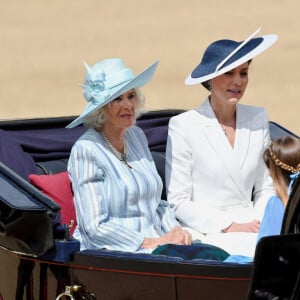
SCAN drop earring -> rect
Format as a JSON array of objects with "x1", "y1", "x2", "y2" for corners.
[{"x1": 208, "y1": 80, "x2": 212, "y2": 91}]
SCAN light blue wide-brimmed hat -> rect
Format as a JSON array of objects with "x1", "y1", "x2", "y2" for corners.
[
  {"x1": 185, "y1": 28, "x2": 278, "y2": 88},
  {"x1": 66, "y1": 58, "x2": 159, "y2": 128}
]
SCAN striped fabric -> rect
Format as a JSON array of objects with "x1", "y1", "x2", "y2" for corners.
[{"x1": 68, "y1": 126, "x2": 179, "y2": 253}]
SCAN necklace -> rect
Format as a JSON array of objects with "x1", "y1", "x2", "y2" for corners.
[{"x1": 101, "y1": 132, "x2": 132, "y2": 169}]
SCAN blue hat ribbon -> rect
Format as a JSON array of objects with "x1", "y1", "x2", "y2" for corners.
[{"x1": 288, "y1": 171, "x2": 300, "y2": 196}]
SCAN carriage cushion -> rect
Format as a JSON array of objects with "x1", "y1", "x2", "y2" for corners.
[{"x1": 29, "y1": 172, "x2": 77, "y2": 235}]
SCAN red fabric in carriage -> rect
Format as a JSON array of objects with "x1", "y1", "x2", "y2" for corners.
[{"x1": 29, "y1": 172, "x2": 77, "y2": 235}]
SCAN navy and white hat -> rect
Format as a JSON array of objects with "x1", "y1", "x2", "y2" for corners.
[{"x1": 185, "y1": 28, "x2": 278, "y2": 88}]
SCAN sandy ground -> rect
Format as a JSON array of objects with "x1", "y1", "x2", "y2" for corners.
[{"x1": 1, "y1": 0, "x2": 299, "y2": 134}]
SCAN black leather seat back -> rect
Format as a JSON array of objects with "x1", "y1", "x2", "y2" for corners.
[{"x1": 36, "y1": 159, "x2": 69, "y2": 175}]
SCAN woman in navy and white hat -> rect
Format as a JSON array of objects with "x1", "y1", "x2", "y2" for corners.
[{"x1": 165, "y1": 29, "x2": 278, "y2": 258}]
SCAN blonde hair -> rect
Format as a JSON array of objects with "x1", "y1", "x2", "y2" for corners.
[
  {"x1": 264, "y1": 136, "x2": 300, "y2": 206},
  {"x1": 84, "y1": 88, "x2": 146, "y2": 131}
]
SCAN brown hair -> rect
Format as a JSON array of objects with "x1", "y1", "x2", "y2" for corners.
[
  {"x1": 202, "y1": 60, "x2": 252, "y2": 91},
  {"x1": 263, "y1": 136, "x2": 300, "y2": 206}
]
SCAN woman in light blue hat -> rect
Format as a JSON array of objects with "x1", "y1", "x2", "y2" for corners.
[
  {"x1": 165, "y1": 28, "x2": 278, "y2": 257},
  {"x1": 67, "y1": 58, "x2": 229, "y2": 261}
]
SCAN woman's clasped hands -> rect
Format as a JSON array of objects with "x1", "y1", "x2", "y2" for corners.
[{"x1": 142, "y1": 226, "x2": 192, "y2": 249}]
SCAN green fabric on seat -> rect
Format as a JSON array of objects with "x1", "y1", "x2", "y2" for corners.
[{"x1": 152, "y1": 243, "x2": 230, "y2": 261}]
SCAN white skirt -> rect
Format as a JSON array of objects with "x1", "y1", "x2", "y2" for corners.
[{"x1": 186, "y1": 227, "x2": 257, "y2": 257}]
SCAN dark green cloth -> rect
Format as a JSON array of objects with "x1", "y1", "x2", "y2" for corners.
[{"x1": 152, "y1": 243, "x2": 230, "y2": 261}]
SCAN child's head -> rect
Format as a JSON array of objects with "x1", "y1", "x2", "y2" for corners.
[{"x1": 264, "y1": 136, "x2": 300, "y2": 206}]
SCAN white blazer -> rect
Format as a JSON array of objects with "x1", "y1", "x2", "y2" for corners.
[{"x1": 165, "y1": 98, "x2": 275, "y2": 256}]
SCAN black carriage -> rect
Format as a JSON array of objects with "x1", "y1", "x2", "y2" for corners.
[{"x1": 0, "y1": 110, "x2": 298, "y2": 300}]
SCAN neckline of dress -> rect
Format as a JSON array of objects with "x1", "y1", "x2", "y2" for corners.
[{"x1": 101, "y1": 131, "x2": 132, "y2": 169}]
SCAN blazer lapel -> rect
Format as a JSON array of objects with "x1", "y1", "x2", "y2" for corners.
[
  {"x1": 234, "y1": 105, "x2": 251, "y2": 168},
  {"x1": 196, "y1": 99, "x2": 249, "y2": 201}
]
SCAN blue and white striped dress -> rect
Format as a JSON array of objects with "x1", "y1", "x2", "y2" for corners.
[{"x1": 68, "y1": 125, "x2": 179, "y2": 253}]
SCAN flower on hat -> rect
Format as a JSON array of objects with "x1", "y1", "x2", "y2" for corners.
[{"x1": 81, "y1": 62, "x2": 111, "y2": 103}]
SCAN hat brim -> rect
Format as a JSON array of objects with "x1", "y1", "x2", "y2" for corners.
[
  {"x1": 66, "y1": 60, "x2": 158, "y2": 128},
  {"x1": 185, "y1": 34, "x2": 278, "y2": 85}
]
